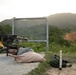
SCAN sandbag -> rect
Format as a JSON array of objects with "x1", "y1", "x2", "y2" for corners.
[{"x1": 8, "y1": 51, "x2": 45, "y2": 63}]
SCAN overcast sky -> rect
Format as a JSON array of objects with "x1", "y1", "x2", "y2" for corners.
[{"x1": 0, "y1": 0, "x2": 76, "y2": 22}]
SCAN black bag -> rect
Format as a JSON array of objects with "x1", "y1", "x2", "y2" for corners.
[{"x1": 49, "y1": 55, "x2": 68, "y2": 68}]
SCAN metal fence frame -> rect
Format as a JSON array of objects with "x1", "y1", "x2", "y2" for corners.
[{"x1": 12, "y1": 17, "x2": 49, "y2": 51}]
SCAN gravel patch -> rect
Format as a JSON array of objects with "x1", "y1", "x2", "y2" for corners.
[{"x1": 0, "y1": 53, "x2": 45, "y2": 75}]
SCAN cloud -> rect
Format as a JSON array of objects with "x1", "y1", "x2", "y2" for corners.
[
  {"x1": 0, "y1": 0, "x2": 76, "y2": 22},
  {"x1": 0, "y1": 0, "x2": 10, "y2": 5}
]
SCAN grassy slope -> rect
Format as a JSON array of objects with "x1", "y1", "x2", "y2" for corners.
[{"x1": 24, "y1": 42, "x2": 76, "y2": 75}]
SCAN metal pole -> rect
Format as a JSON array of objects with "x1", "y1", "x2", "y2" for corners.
[
  {"x1": 12, "y1": 17, "x2": 15, "y2": 35},
  {"x1": 59, "y1": 50, "x2": 62, "y2": 70},
  {"x1": 46, "y1": 17, "x2": 49, "y2": 52}
]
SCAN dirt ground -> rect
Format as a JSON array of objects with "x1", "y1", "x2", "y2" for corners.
[{"x1": 46, "y1": 64, "x2": 76, "y2": 75}]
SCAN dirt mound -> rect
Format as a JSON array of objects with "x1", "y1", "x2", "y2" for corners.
[{"x1": 64, "y1": 32, "x2": 76, "y2": 43}]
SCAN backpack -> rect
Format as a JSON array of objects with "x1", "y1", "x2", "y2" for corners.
[
  {"x1": 17, "y1": 47, "x2": 34, "y2": 55},
  {"x1": 49, "y1": 55, "x2": 69, "y2": 68}
]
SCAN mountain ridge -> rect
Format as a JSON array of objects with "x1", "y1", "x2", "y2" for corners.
[
  {"x1": 48, "y1": 13, "x2": 76, "y2": 28},
  {"x1": 1, "y1": 13, "x2": 76, "y2": 29}
]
